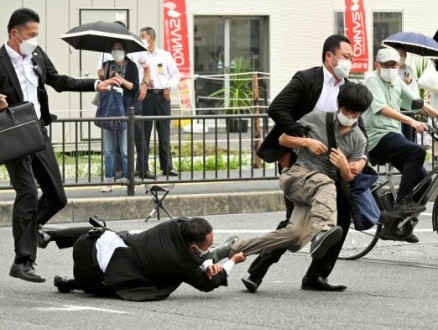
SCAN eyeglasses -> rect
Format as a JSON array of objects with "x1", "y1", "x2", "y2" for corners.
[{"x1": 379, "y1": 62, "x2": 399, "y2": 69}]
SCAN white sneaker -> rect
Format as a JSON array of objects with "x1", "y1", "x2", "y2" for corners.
[{"x1": 101, "y1": 185, "x2": 113, "y2": 193}]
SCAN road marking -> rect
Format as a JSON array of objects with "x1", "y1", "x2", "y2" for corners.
[{"x1": 37, "y1": 305, "x2": 129, "y2": 314}]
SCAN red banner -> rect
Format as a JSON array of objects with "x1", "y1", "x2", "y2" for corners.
[
  {"x1": 344, "y1": 0, "x2": 369, "y2": 72},
  {"x1": 163, "y1": 0, "x2": 191, "y2": 77},
  {"x1": 163, "y1": 0, "x2": 193, "y2": 121}
]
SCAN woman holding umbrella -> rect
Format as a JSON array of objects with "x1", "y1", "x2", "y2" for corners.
[{"x1": 99, "y1": 40, "x2": 140, "y2": 192}]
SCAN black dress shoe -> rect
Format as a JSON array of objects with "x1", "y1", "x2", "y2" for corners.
[
  {"x1": 241, "y1": 275, "x2": 262, "y2": 293},
  {"x1": 162, "y1": 169, "x2": 178, "y2": 176},
  {"x1": 143, "y1": 171, "x2": 156, "y2": 179},
  {"x1": 9, "y1": 261, "x2": 46, "y2": 283},
  {"x1": 301, "y1": 276, "x2": 346, "y2": 292},
  {"x1": 54, "y1": 275, "x2": 78, "y2": 293},
  {"x1": 405, "y1": 234, "x2": 419, "y2": 243},
  {"x1": 310, "y1": 226, "x2": 343, "y2": 259}
]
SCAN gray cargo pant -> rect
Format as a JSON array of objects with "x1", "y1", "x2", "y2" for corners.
[{"x1": 230, "y1": 166, "x2": 337, "y2": 257}]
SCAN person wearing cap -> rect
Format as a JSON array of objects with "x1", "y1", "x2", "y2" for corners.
[{"x1": 362, "y1": 47, "x2": 438, "y2": 238}]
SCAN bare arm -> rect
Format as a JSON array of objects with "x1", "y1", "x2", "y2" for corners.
[
  {"x1": 380, "y1": 106, "x2": 428, "y2": 133},
  {"x1": 279, "y1": 133, "x2": 328, "y2": 155}
]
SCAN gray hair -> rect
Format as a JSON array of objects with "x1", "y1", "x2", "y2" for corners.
[{"x1": 140, "y1": 27, "x2": 156, "y2": 40}]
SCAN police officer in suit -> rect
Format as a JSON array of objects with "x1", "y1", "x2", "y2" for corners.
[
  {"x1": 0, "y1": 8, "x2": 121, "y2": 283},
  {"x1": 39, "y1": 217, "x2": 245, "y2": 301}
]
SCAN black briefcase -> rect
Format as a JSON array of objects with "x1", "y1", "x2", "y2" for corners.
[{"x1": 0, "y1": 102, "x2": 45, "y2": 165}]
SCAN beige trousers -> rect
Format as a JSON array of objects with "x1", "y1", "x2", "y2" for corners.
[{"x1": 230, "y1": 166, "x2": 337, "y2": 257}]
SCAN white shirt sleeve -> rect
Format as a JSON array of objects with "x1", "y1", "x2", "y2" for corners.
[
  {"x1": 200, "y1": 259, "x2": 235, "y2": 277},
  {"x1": 165, "y1": 51, "x2": 180, "y2": 89},
  {"x1": 222, "y1": 260, "x2": 236, "y2": 277}
]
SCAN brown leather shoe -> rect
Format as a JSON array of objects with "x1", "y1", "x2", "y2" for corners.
[{"x1": 9, "y1": 261, "x2": 46, "y2": 283}]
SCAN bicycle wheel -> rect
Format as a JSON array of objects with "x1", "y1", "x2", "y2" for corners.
[
  {"x1": 338, "y1": 223, "x2": 381, "y2": 260},
  {"x1": 432, "y1": 193, "x2": 438, "y2": 233}
]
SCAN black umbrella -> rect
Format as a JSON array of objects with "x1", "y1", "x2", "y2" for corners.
[
  {"x1": 382, "y1": 31, "x2": 438, "y2": 57},
  {"x1": 61, "y1": 21, "x2": 147, "y2": 53}
]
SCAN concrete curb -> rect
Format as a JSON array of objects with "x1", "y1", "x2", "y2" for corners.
[{"x1": 0, "y1": 191, "x2": 286, "y2": 227}]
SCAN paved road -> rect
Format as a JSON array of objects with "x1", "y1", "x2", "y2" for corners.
[{"x1": 1, "y1": 204, "x2": 437, "y2": 329}]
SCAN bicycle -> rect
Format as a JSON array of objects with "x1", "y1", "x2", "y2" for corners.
[{"x1": 339, "y1": 124, "x2": 438, "y2": 260}]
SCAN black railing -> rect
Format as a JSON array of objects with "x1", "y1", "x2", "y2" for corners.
[{"x1": 0, "y1": 111, "x2": 279, "y2": 195}]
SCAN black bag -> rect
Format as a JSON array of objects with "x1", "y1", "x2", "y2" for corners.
[
  {"x1": 0, "y1": 102, "x2": 45, "y2": 165},
  {"x1": 325, "y1": 112, "x2": 380, "y2": 231},
  {"x1": 94, "y1": 87, "x2": 127, "y2": 131}
]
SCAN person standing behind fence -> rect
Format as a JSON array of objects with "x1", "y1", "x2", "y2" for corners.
[
  {"x1": 0, "y1": 8, "x2": 120, "y2": 283},
  {"x1": 99, "y1": 40, "x2": 140, "y2": 193},
  {"x1": 139, "y1": 27, "x2": 180, "y2": 177},
  {"x1": 97, "y1": 21, "x2": 153, "y2": 180}
]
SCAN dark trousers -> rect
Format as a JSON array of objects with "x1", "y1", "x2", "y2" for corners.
[
  {"x1": 247, "y1": 181, "x2": 351, "y2": 281},
  {"x1": 133, "y1": 101, "x2": 149, "y2": 173},
  {"x1": 5, "y1": 125, "x2": 67, "y2": 263},
  {"x1": 51, "y1": 226, "x2": 110, "y2": 295},
  {"x1": 401, "y1": 112, "x2": 416, "y2": 143},
  {"x1": 369, "y1": 132, "x2": 429, "y2": 203},
  {"x1": 141, "y1": 92, "x2": 173, "y2": 172}
]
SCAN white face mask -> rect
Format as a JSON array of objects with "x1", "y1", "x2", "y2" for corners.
[
  {"x1": 141, "y1": 39, "x2": 149, "y2": 49},
  {"x1": 380, "y1": 68, "x2": 399, "y2": 83},
  {"x1": 400, "y1": 57, "x2": 406, "y2": 65},
  {"x1": 330, "y1": 53, "x2": 351, "y2": 80},
  {"x1": 337, "y1": 110, "x2": 358, "y2": 127},
  {"x1": 15, "y1": 31, "x2": 38, "y2": 56},
  {"x1": 111, "y1": 50, "x2": 125, "y2": 62},
  {"x1": 192, "y1": 245, "x2": 210, "y2": 257}
]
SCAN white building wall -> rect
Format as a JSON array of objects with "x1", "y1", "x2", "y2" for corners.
[{"x1": 0, "y1": 0, "x2": 437, "y2": 110}]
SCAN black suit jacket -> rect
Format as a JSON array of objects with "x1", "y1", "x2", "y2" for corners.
[
  {"x1": 257, "y1": 66, "x2": 324, "y2": 162},
  {"x1": 103, "y1": 219, "x2": 228, "y2": 301},
  {"x1": 0, "y1": 45, "x2": 96, "y2": 125},
  {"x1": 257, "y1": 66, "x2": 367, "y2": 163}
]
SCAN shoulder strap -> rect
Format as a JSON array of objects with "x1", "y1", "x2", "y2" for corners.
[
  {"x1": 325, "y1": 112, "x2": 337, "y2": 150},
  {"x1": 103, "y1": 61, "x2": 111, "y2": 80}
]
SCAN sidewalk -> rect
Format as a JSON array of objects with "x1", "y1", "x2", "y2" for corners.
[{"x1": 0, "y1": 179, "x2": 284, "y2": 226}]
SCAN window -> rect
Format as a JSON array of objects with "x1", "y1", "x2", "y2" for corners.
[
  {"x1": 193, "y1": 16, "x2": 269, "y2": 113},
  {"x1": 372, "y1": 12, "x2": 402, "y2": 59}
]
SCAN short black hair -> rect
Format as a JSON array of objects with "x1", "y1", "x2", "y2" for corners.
[
  {"x1": 140, "y1": 27, "x2": 156, "y2": 40},
  {"x1": 7, "y1": 8, "x2": 40, "y2": 33},
  {"x1": 338, "y1": 82, "x2": 373, "y2": 113},
  {"x1": 180, "y1": 217, "x2": 213, "y2": 246},
  {"x1": 321, "y1": 34, "x2": 351, "y2": 63},
  {"x1": 112, "y1": 39, "x2": 128, "y2": 51}
]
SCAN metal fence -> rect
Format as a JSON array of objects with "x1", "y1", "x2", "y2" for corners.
[{"x1": 0, "y1": 110, "x2": 279, "y2": 195}]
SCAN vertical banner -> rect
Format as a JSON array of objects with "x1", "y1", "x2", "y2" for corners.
[
  {"x1": 163, "y1": 0, "x2": 194, "y2": 126},
  {"x1": 344, "y1": 0, "x2": 369, "y2": 72}
]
